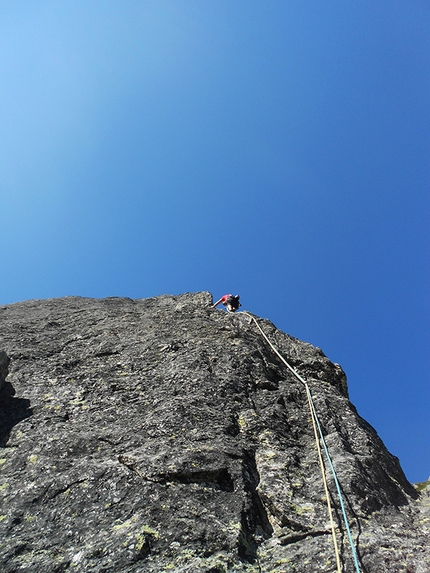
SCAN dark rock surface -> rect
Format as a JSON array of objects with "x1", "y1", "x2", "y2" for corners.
[
  {"x1": 0, "y1": 292, "x2": 428, "y2": 572},
  {"x1": 0, "y1": 350, "x2": 9, "y2": 391}
]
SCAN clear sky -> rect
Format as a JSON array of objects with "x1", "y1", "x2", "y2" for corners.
[{"x1": 1, "y1": 1, "x2": 428, "y2": 483}]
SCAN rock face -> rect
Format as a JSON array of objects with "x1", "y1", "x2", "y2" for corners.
[{"x1": 0, "y1": 292, "x2": 428, "y2": 573}]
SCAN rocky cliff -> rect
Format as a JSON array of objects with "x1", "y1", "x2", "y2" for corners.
[{"x1": 0, "y1": 292, "x2": 429, "y2": 573}]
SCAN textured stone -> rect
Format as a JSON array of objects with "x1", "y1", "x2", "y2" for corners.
[
  {"x1": 0, "y1": 292, "x2": 428, "y2": 572},
  {"x1": 0, "y1": 350, "x2": 9, "y2": 390}
]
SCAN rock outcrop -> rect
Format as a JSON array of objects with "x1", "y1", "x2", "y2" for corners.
[{"x1": 0, "y1": 292, "x2": 428, "y2": 572}]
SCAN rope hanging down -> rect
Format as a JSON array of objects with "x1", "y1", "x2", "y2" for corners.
[{"x1": 239, "y1": 311, "x2": 361, "y2": 573}]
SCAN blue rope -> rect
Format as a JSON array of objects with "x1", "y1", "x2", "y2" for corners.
[{"x1": 305, "y1": 385, "x2": 362, "y2": 573}]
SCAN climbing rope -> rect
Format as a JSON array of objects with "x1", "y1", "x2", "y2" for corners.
[{"x1": 239, "y1": 311, "x2": 361, "y2": 573}]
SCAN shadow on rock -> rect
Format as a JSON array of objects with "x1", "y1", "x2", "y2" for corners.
[{"x1": 0, "y1": 382, "x2": 32, "y2": 447}]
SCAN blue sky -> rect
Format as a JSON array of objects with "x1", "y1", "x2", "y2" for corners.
[{"x1": 1, "y1": 1, "x2": 428, "y2": 483}]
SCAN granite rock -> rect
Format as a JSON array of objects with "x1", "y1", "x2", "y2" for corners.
[{"x1": 0, "y1": 292, "x2": 428, "y2": 572}]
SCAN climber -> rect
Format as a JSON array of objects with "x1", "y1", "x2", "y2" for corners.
[{"x1": 212, "y1": 294, "x2": 241, "y2": 313}]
